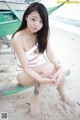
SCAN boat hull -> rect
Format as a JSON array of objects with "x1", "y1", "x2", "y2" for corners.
[
  {"x1": 0, "y1": 2, "x2": 66, "y2": 36},
  {"x1": 0, "y1": 1, "x2": 28, "y2": 10},
  {"x1": 0, "y1": 20, "x2": 21, "y2": 37}
]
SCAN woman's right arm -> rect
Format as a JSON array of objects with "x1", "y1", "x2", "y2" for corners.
[{"x1": 12, "y1": 35, "x2": 55, "y2": 85}]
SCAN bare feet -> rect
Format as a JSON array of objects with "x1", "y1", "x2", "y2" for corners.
[
  {"x1": 60, "y1": 92, "x2": 77, "y2": 106},
  {"x1": 31, "y1": 95, "x2": 41, "y2": 120}
]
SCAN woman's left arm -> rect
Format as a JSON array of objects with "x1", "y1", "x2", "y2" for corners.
[
  {"x1": 46, "y1": 40, "x2": 65, "y2": 83},
  {"x1": 46, "y1": 40, "x2": 61, "y2": 71}
]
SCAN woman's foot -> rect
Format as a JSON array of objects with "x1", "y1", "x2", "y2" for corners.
[
  {"x1": 60, "y1": 92, "x2": 76, "y2": 106},
  {"x1": 31, "y1": 95, "x2": 41, "y2": 120}
]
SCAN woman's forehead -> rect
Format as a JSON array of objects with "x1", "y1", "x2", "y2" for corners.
[{"x1": 29, "y1": 11, "x2": 42, "y2": 20}]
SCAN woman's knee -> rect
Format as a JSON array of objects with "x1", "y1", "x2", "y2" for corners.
[
  {"x1": 16, "y1": 73, "x2": 36, "y2": 86},
  {"x1": 42, "y1": 63, "x2": 55, "y2": 77}
]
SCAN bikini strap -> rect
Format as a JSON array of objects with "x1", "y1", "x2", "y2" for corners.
[{"x1": 26, "y1": 45, "x2": 37, "y2": 54}]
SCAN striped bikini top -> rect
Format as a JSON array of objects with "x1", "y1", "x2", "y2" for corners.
[{"x1": 16, "y1": 44, "x2": 46, "y2": 68}]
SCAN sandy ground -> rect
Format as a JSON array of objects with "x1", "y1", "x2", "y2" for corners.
[
  {"x1": 0, "y1": 24, "x2": 80, "y2": 120},
  {"x1": 0, "y1": 1, "x2": 80, "y2": 119}
]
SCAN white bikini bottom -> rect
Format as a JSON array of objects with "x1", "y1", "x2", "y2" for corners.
[
  {"x1": 16, "y1": 70, "x2": 23, "y2": 75},
  {"x1": 16, "y1": 54, "x2": 48, "y2": 75},
  {"x1": 16, "y1": 61, "x2": 47, "y2": 75}
]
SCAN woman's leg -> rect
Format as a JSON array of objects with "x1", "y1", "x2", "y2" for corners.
[
  {"x1": 57, "y1": 74, "x2": 66, "y2": 100},
  {"x1": 31, "y1": 63, "x2": 55, "y2": 119},
  {"x1": 31, "y1": 83, "x2": 45, "y2": 119},
  {"x1": 56, "y1": 75, "x2": 76, "y2": 105},
  {"x1": 16, "y1": 63, "x2": 55, "y2": 119}
]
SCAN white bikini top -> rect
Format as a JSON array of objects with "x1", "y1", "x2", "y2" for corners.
[
  {"x1": 16, "y1": 44, "x2": 46, "y2": 69},
  {"x1": 25, "y1": 44, "x2": 38, "y2": 61}
]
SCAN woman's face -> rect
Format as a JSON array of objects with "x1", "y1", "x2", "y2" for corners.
[{"x1": 25, "y1": 11, "x2": 43, "y2": 33}]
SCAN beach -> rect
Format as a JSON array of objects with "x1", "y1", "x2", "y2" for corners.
[
  {"x1": 0, "y1": 25, "x2": 80, "y2": 120},
  {"x1": 0, "y1": 1, "x2": 80, "y2": 120}
]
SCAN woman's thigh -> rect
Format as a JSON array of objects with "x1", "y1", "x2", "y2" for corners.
[
  {"x1": 16, "y1": 71, "x2": 36, "y2": 86},
  {"x1": 16, "y1": 62, "x2": 55, "y2": 86},
  {"x1": 33, "y1": 62, "x2": 56, "y2": 77}
]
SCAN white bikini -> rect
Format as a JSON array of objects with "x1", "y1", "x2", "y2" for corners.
[{"x1": 16, "y1": 44, "x2": 47, "y2": 74}]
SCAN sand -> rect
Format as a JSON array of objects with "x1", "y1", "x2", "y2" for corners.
[{"x1": 0, "y1": 23, "x2": 80, "y2": 120}]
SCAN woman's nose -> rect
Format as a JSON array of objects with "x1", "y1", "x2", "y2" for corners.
[{"x1": 35, "y1": 21, "x2": 39, "y2": 27}]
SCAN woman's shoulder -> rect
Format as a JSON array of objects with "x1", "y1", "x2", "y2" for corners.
[
  {"x1": 12, "y1": 31, "x2": 24, "y2": 52},
  {"x1": 13, "y1": 31, "x2": 21, "y2": 39},
  {"x1": 12, "y1": 31, "x2": 22, "y2": 43}
]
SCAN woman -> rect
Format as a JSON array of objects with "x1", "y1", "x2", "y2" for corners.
[{"x1": 12, "y1": 2, "x2": 71, "y2": 119}]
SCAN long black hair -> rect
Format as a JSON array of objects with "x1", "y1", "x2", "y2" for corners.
[{"x1": 13, "y1": 2, "x2": 49, "y2": 53}]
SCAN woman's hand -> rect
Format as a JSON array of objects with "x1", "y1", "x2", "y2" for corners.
[
  {"x1": 49, "y1": 67, "x2": 65, "y2": 86},
  {"x1": 37, "y1": 67, "x2": 65, "y2": 86},
  {"x1": 39, "y1": 77, "x2": 58, "y2": 85}
]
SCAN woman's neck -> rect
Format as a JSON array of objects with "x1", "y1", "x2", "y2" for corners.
[
  {"x1": 24, "y1": 28, "x2": 34, "y2": 37},
  {"x1": 22, "y1": 28, "x2": 37, "y2": 43}
]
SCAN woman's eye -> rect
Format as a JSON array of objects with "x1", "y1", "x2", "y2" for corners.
[
  {"x1": 40, "y1": 21, "x2": 42, "y2": 23},
  {"x1": 32, "y1": 18, "x2": 36, "y2": 21}
]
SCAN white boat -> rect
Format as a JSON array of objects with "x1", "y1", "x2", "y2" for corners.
[{"x1": 0, "y1": 0, "x2": 38, "y2": 10}]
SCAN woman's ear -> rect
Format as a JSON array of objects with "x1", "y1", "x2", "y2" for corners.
[
  {"x1": 25, "y1": 17, "x2": 27, "y2": 21},
  {"x1": 25, "y1": 16, "x2": 27, "y2": 21}
]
